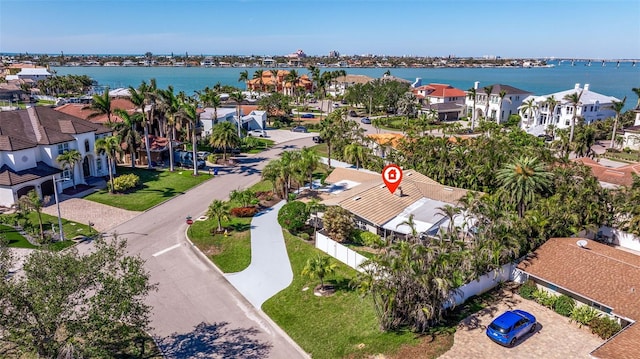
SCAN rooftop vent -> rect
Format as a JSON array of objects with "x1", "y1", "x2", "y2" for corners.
[
  {"x1": 353, "y1": 196, "x2": 361, "y2": 201},
  {"x1": 576, "y1": 239, "x2": 588, "y2": 248},
  {"x1": 443, "y1": 187, "x2": 454, "y2": 191}
]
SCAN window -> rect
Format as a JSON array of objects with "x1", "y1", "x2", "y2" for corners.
[
  {"x1": 84, "y1": 140, "x2": 90, "y2": 152},
  {"x1": 96, "y1": 158, "x2": 102, "y2": 172},
  {"x1": 62, "y1": 169, "x2": 71, "y2": 180},
  {"x1": 57, "y1": 143, "x2": 69, "y2": 155}
]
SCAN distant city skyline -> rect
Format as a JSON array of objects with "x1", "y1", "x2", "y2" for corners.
[{"x1": 1, "y1": 0, "x2": 639, "y2": 59}]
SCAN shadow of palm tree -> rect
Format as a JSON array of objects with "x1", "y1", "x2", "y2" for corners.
[{"x1": 156, "y1": 322, "x2": 272, "y2": 359}]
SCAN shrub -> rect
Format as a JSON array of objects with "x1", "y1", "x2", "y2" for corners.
[
  {"x1": 359, "y1": 231, "x2": 384, "y2": 248},
  {"x1": 323, "y1": 206, "x2": 354, "y2": 243},
  {"x1": 109, "y1": 173, "x2": 140, "y2": 193},
  {"x1": 532, "y1": 289, "x2": 557, "y2": 309},
  {"x1": 589, "y1": 317, "x2": 622, "y2": 339},
  {"x1": 518, "y1": 280, "x2": 538, "y2": 300},
  {"x1": 230, "y1": 206, "x2": 258, "y2": 217},
  {"x1": 570, "y1": 305, "x2": 601, "y2": 327},
  {"x1": 277, "y1": 201, "x2": 309, "y2": 232},
  {"x1": 299, "y1": 233, "x2": 310, "y2": 241},
  {"x1": 554, "y1": 295, "x2": 576, "y2": 317}
]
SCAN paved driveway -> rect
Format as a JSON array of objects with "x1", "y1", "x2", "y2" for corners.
[{"x1": 439, "y1": 289, "x2": 603, "y2": 359}]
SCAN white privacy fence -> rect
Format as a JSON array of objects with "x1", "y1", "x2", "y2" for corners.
[
  {"x1": 316, "y1": 231, "x2": 528, "y2": 307},
  {"x1": 315, "y1": 232, "x2": 368, "y2": 272}
]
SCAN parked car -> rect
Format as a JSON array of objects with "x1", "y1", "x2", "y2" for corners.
[
  {"x1": 301, "y1": 113, "x2": 315, "y2": 119},
  {"x1": 486, "y1": 310, "x2": 537, "y2": 347},
  {"x1": 291, "y1": 126, "x2": 308, "y2": 133},
  {"x1": 333, "y1": 103, "x2": 340, "y2": 108},
  {"x1": 196, "y1": 151, "x2": 210, "y2": 160},
  {"x1": 349, "y1": 110, "x2": 358, "y2": 117},
  {"x1": 248, "y1": 129, "x2": 267, "y2": 137},
  {"x1": 360, "y1": 117, "x2": 371, "y2": 124},
  {"x1": 312, "y1": 136, "x2": 324, "y2": 143},
  {"x1": 173, "y1": 151, "x2": 206, "y2": 169}
]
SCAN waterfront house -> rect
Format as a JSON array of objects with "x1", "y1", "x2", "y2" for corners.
[
  {"x1": 328, "y1": 74, "x2": 374, "y2": 97},
  {"x1": 246, "y1": 70, "x2": 313, "y2": 96},
  {"x1": 517, "y1": 83, "x2": 618, "y2": 136},
  {"x1": 465, "y1": 82, "x2": 532, "y2": 123},
  {"x1": 413, "y1": 83, "x2": 466, "y2": 121},
  {"x1": 572, "y1": 157, "x2": 640, "y2": 188},
  {"x1": 517, "y1": 237, "x2": 640, "y2": 359},
  {"x1": 199, "y1": 107, "x2": 267, "y2": 137},
  {"x1": 0, "y1": 106, "x2": 112, "y2": 207},
  {"x1": 319, "y1": 167, "x2": 470, "y2": 240},
  {"x1": 622, "y1": 108, "x2": 640, "y2": 151}
]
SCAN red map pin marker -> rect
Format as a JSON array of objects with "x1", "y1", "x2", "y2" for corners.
[{"x1": 382, "y1": 164, "x2": 403, "y2": 194}]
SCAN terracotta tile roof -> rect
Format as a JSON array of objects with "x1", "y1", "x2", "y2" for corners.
[
  {"x1": 573, "y1": 157, "x2": 640, "y2": 187},
  {"x1": 367, "y1": 133, "x2": 405, "y2": 148},
  {"x1": 54, "y1": 98, "x2": 134, "y2": 124},
  {"x1": 415, "y1": 83, "x2": 466, "y2": 98},
  {"x1": 331, "y1": 169, "x2": 465, "y2": 225},
  {"x1": 0, "y1": 161, "x2": 61, "y2": 186},
  {"x1": 517, "y1": 237, "x2": 640, "y2": 359}
]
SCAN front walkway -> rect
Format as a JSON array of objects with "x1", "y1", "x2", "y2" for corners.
[{"x1": 225, "y1": 201, "x2": 293, "y2": 309}]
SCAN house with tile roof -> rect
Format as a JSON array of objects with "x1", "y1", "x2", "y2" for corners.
[
  {"x1": 517, "y1": 237, "x2": 640, "y2": 359},
  {"x1": 412, "y1": 83, "x2": 466, "y2": 121},
  {"x1": 319, "y1": 167, "x2": 471, "y2": 239},
  {"x1": 517, "y1": 83, "x2": 618, "y2": 136},
  {"x1": 465, "y1": 82, "x2": 532, "y2": 123},
  {"x1": 246, "y1": 70, "x2": 313, "y2": 96},
  {"x1": 622, "y1": 108, "x2": 640, "y2": 151},
  {"x1": 367, "y1": 133, "x2": 405, "y2": 158},
  {"x1": 0, "y1": 106, "x2": 112, "y2": 207},
  {"x1": 572, "y1": 157, "x2": 640, "y2": 188}
]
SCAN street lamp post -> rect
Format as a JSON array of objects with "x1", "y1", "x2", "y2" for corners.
[{"x1": 53, "y1": 175, "x2": 69, "y2": 242}]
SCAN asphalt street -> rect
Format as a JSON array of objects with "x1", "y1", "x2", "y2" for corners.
[{"x1": 75, "y1": 137, "x2": 314, "y2": 358}]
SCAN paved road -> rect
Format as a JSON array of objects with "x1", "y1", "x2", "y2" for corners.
[
  {"x1": 226, "y1": 201, "x2": 293, "y2": 308},
  {"x1": 74, "y1": 137, "x2": 314, "y2": 358}
]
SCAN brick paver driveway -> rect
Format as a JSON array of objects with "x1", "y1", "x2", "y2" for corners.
[{"x1": 439, "y1": 288, "x2": 603, "y2": 359}]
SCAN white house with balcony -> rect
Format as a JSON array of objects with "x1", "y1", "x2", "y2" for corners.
[
  {"x1": 199, "y1": 107, "x2": 267, "y2": 137},
  {"x1": 0, "y1": 106, "x2": 112, "y2": 208},
  {"x1": 518, "y1": 83, "x2": 618, "y2": 136},
  {"x1": 465, "y1": 82, "x2": 532, "y2": 123}
]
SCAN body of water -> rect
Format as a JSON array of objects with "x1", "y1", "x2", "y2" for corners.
[{"x1": 52, "y1": 61, "x2": 640, "y2": 111}]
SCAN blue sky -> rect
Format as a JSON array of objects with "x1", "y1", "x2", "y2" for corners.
[{"x1": 1, "y1": 0, "x2": 639, "y2": 58}]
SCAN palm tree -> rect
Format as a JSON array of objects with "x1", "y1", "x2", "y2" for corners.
[
  {"x1": 158, "y1": 86, "x2": 180, "y2": 171},
  {"x1": 497, "y1": 90, "x2": 509, "y2": 124},
  {"x1": 270, "y1": 69, "x2": 280, "y2": 93},
  {"x1": 198, "y1": 86, "x2": 221, "y2": 126},
  {"x1": 563, "y1": 90, "x2": 583, "y2": 143},
  {"x1": 207, "y1": 199, "x2": 230, "y2": 233},
  {"x1": 128, "y1": 80, "x2": 156, "y2": 169},
  {"x1": 519, "y1": 98, "x2": 538, "y2": 129},
  {"x1": 496, "y1": 156, "x2": 552, "y2": 218},
  {"x1": 343, "y1": 143, "x2": 368, "y2": 170},
  {"x1": 84, "y1": 87, "x2": 113, "y2": 125},
  {"x1": 306, "y1": 198, "x2": 325, "y2": 235},
  {"x1": 301, "y1": 254, "x2": 337, "y2": 292},
  {"x1": 396, "y1": 214, "x2": 419, "y2": 242},
  {"x1": 483, "y1": 85, "x2": 494, "y2": 120},
  {"x1": 113, "y1": 109, "x2": 141, "y2": 168},
  {"x1": 298, "y1": 147, "x2": 320, "y2": 190},
  {"x1": 56, "y1": 149, "x2": 82, "y2": 189},
  {"x1": 95, "y1": 136, "x2": 122, "y2": 193},
  {"x1": 177, "y1": 97, "x2": 200, "y2": 175},
  {"x1": 253, "y1": 69, "x2": 265, "y2": 92},
  {"x1": 18, "y1": 190, "x2": 48, "y2": 242},
  {"x1": 209, "y1": 122, "x2": 240, "y2": 160},
  {"x1": 238, "y1": 70, "x2": 249, "y2": 90},
  {"x1": 545, "y1": 95, "x2": 559, "y2": 130},
  {"x1": 285, "y1": 69, "x2": 300, "y2": 99},
  {"x1": 230, "y1": 91, "x2": 246, "y2": 138},
  {"x1": 467, "y1": 87, "x2": 477, "y2": 131},
  {"x1": 608, "y1": 97, "x2": 626, "y2": 149}
]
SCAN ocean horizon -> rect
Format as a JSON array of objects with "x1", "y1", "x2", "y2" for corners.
[{"x1": 52, "y1": 62, "x2": 640, "y2": 112}]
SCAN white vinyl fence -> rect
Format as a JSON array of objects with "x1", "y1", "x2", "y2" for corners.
[{"x1": 315, "y1": 232, "x2": 368, "y2": 272}]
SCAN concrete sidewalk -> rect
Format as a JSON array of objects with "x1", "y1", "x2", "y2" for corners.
[{"x1": 225, "y1": 200, "x2": 293, "y2": 309}]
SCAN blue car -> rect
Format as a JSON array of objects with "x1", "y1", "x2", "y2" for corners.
[
  {"x1": 486, "y1": 310, "x2": 537, "y2": 347},
  {"x1": 301, "y1": 113, "x2": 315, "y2": 118}
]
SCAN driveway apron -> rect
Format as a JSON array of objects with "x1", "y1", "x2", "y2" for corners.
[{"x1": 226, "y1": 201, "x2": 293, "y2": 308}]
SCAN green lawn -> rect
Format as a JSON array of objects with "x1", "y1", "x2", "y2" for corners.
[
  {"x1": 0, "y1": 212, "x2": 84, "y2": 251},
  {"x1": 0, "y1": 224, "x2": 37, "y2": 249},
  {"x1": 85, "y1": 166, "x2": 213, "y2": 211},
  {"x1": 188, "y1": 217, "x2": 252, "y2": 273},
  {"x1": 262, "y1": 231, "x2": 420, "y2": 359},
  {"x1": 310, "y1": 143, "x2": 328, "y2": 157}
]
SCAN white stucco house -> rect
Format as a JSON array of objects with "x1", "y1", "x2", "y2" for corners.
[
  {"x1": 199, "y1": 107, "x2": 267, "y2": 137},
  {"x1": 14, "y1": 67, "x2": 52, "y2": 82},
  {"x1": 518, "y1": 83, "x2": 618, "y2": 136},
  {"x1": 0, "y1": 106, "x2": 112, "y2": 208},
  {"x1": 465, "y1": 82, "x2": 532, "y2": 123},
  {"x1": 622, "y1": 108, "x2": 640, "y2": 151}
]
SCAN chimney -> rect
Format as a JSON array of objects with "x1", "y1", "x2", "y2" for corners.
[
  {"x1": 395, "y1": 186, "x2": 403, "y2": 197},
  {"x1": 474, "y1": 81, "x2": 479, "y2": 90},
  {"x1": 574, "y1": 83, "x2": 580, "y2": 91},
  {"x1": 583, "y1": 84, "x2": 589, "y2": 92}
]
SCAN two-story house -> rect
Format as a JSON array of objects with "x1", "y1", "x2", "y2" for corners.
[
  {"x1": 465, "y1": 82, "x2": 532, "y2": 123},
  {"x1": 412, "y1": 83, "x2": 466, "y2": 121},
  {"x1": 518, "y1": 83, "x2": 618, "y2": 136},
  {"x1": 0, "y1": 106, "x2": 112, "y2": 208}
]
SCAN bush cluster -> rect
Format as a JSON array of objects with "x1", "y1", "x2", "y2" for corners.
[
  {"x1": 588, "y1": 317, "x2": 622, "y2": 339},
  {"x1": 109, "y1": 174, "x2": 140, "y2": 193},
  {"x1": 230, "y1": 206, "x2": 258, "y2": 217},
  {"x1": 350, "y1": 230, "x2": 384, "y2": 248},
  {"x1": 532, "y1": 289, "x2": 557, "y2": 309},
  {"x1": 277, "y1": 201, "x2": 309, "y2": 233},
  {"x1": 553, "y1": 295, "x2": 576, "y2": 317},
  {"x1": 518, "y1": 280, "x2": 537, "y2": 300},
  {"x1": 570, "y1": 305, "x2": 601, "y2": 327}
]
